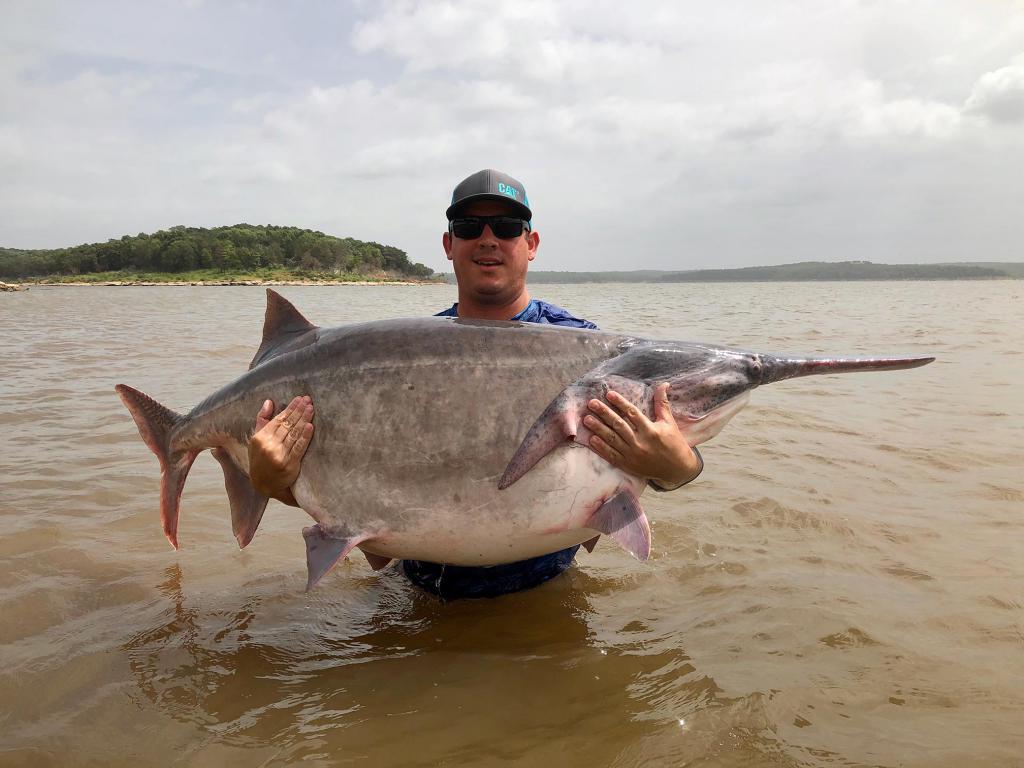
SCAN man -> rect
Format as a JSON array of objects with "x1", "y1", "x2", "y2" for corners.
[{"x1": 249, "y1": 170, "x2": 702, "y2": 598}]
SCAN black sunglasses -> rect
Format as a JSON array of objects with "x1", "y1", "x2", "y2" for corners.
[{"x1": 449, "y1": 216, "x2": 531, "y2": 240}]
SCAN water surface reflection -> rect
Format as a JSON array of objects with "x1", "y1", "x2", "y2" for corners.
[{"x1": 124, "y1": 562, "x2": 762, "y2": 764}]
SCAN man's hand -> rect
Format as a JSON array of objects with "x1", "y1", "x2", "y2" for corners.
[
  {"x1": 248, "y1": 395, "x2": 314, "y2": 506},
  {"x1": 584, "y1": 382, "x2": 701, "y2": 489}
]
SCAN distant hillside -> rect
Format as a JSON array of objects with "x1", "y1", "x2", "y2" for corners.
[
  {"x1": 439, "y1": 261, "x2": 1017, "y2": 284},
  {"x1": 938, "y1": 261, "x2": 1024, "y2": 279},
  {"x1": 0, "y1": 224, "x2": 434, "y2": 281},
  {"x1": 660, "y1": 261, "x2": 1009, "y2": 281}
]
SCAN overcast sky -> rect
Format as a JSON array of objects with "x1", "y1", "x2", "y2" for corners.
[{"x1": 2, "y1": 1, "x2": 1022, "y2": 271}]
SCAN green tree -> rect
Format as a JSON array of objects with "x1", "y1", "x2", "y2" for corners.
[{"x1": 162, "y1": 239, "x2": 197, "y2": 272}]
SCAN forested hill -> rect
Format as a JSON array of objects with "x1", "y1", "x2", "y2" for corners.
[{"x1": 0, "y1": 224, "x2": 434, "y2": 280}]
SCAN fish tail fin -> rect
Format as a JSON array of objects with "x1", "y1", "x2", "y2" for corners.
[{"x1": 115, "y1": 384, "x2": 197, "y2": 550}]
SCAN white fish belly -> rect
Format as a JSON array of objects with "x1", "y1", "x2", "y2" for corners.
[{"x1": 296, "y1": 444, "x2": 646, "y2": 566}]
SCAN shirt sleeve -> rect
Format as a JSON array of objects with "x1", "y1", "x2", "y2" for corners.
[{"x1": 531, "y1": 300, "x2": 599, "y2": 329}]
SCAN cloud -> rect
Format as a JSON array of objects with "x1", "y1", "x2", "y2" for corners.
[
  {"x1": 964, "y1": 55, "x2": 1024, "y2": 123},
  {"x1": 1, "y1": 0, "x2": 1023, "y2": 268},
  {"x1": 351, "y1": 1, "x2": 967, "y2": 147}
]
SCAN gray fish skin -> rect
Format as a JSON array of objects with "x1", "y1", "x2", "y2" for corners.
[
  {"x1": 115, "y1": 292, "x2": 934, "y2": 588},
  {"x1": 178, "y1": 317, "x2": 644, "y2": 566}
]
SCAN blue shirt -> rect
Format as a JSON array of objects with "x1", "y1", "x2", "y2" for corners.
[
  {"x1": 400, "y1": 299, "x2": 598, "y2": 600},
  {"x1": 435, "y1": 298, "x2": 599, "y2": 329}
]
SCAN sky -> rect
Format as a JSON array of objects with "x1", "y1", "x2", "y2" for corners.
[{"x1": 2, "y1": 0, "x2": 1023, "y2": 272}]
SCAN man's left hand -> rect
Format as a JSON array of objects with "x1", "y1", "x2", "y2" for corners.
[{"x1": 584, "y1": 382, "x2": 701, "y2": 489}]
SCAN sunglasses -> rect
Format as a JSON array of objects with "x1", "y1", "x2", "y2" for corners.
[{"x1": 449, "y1": 216, "x2": 531, "y2": 240}]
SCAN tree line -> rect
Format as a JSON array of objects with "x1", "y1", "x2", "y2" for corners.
[{"x1": 0, "y1": 224, "x2": 434, "y2": 280}]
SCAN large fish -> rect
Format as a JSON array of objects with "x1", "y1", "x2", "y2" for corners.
[{"x1": 116, "y1": 290, "x2": 933, "y2": 589}]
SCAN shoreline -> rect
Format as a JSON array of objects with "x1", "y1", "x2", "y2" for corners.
[{"x1": 5, "y1": 278, "x2": 440, "y2": 288}]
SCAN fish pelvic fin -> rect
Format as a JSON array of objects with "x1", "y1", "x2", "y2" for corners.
[
  {"x1": 115, "y1": 384, "x2": 197, "y2": 550},
  {"x1": 362, "y1": 550, "x2": 393, "y2": 571},
  {"x1": 211, "y1": 448, "x2": 269, "y2": 549},
  {"x1": 302, "y1": 525, "x2": 370, "y2": 590},
  {"x1": 249, "y1": 289, "x2": 319, "y2": 369},
  {"x1": 584, "y1": 489, "x2": 651, "y2": 561}
]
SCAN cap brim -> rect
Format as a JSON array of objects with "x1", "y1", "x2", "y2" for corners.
[{"x1": 446, "y1": 193, "x2": 532, "y2": 221}]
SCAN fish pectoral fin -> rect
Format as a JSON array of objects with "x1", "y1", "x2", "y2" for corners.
[
  {"x1": 361, "y1": 550, "x2": 393, "y2": 571},
  {"x1": 584, "y1": 489, "x2": 651, "y2": 561},
  {"x1": 211, "y1": 448, "x2": 269, "y2": 549},
  {"x1": 581, "y1": 535, "x2": 600, "y2": 553},
  {"x1": 302, "y1": 525, "x2": 369, "y2": 590},
  {"x1": 499, "y1": 388, "x2": 583, "y2": 489},
  {"x1": 499, "y1": 373, "x2": 652, "y2": 490}
]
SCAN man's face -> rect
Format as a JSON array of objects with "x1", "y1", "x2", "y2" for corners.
[{"x1": 443, "y1": 199, "x2": 539, "y2": 308}]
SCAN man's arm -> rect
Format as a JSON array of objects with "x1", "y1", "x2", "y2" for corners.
[
  {"x1": 249, "y1": 396, "x2": 315, "y2": 507},
  {"x1": 584, "y1": 382, "x2": 703, "y2": 489}
]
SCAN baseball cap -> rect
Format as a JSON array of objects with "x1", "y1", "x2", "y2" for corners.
[{"x1": 446, "y1": 169, "x2": 532, "y2": 221}]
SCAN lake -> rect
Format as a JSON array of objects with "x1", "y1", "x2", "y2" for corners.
[{"x1": 1, "y1": 282, "x2": 1021, "y2": 767}]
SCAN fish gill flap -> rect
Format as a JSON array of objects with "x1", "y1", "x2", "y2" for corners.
[{"x1": 249, "y1": 289, "x2": 319, "y2": 369}]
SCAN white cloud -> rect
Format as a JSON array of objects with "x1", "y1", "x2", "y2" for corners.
[{"x1": 964, "y1": 55, "x2": 1024, "y2": 123}]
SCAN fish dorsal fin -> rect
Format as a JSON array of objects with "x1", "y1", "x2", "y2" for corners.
[{"x1": 249, "y1": 289, "x2": 319, "y2": 369}]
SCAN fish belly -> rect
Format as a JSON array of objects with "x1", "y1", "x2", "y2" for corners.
[{"x1": 293, "y1": 444, "x2": 644, "y2": 566}]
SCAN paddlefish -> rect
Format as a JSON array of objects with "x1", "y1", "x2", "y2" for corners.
[{"x1": 116, "y1": 290, "x2": 933, "y2": 589}]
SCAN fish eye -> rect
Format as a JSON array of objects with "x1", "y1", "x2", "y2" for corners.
[{"x1": 746, "y1": 356, "x2": 764, "y2": 381}]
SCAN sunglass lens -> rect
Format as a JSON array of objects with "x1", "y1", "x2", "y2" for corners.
[
  {"x1": 491, "y1": 219, "x2": 524, "y2": 238},
  {"x1": 452, "y1": 220, "x2": 484, "y2": 239}
]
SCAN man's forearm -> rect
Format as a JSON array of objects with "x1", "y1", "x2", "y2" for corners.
[{"x1": 648, "y1": 446, "x2": 703, "y2": 492}]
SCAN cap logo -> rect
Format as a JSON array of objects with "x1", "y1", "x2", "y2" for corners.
[{"x1": 497, "y1": 182, "x2": 519, "y2": 200}]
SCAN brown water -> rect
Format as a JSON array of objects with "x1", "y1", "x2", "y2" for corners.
[{"x1": 1, "y1": 282, "x2": 1022, "y2": 767}]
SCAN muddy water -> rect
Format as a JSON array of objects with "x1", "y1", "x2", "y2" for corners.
[{"x1": 1, "y1": 282, "x2": 1021, "y2": 767}]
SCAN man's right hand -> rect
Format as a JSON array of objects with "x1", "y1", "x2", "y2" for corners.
[{"x1": 248, "y1": 395, "x2": 314, "y2": 506}]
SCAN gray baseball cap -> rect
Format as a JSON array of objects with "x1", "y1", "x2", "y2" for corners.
[{"x1": 446, "y1": 169, "x2": 532, "y2": 221}]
